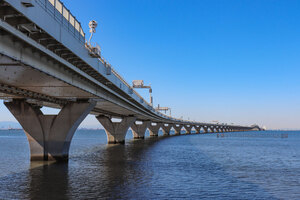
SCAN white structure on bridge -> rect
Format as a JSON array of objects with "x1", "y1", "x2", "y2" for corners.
[{"x1": 0, "y1": 0, "x2": 261, "y2": 161}]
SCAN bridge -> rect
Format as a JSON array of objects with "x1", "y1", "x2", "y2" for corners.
[{"x1": 0, "y1": 0, "x2": 261, "y2": 161}]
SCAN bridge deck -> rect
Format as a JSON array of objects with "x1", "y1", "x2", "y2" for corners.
[{"x1": 0, "y1": 0, "x2": 256, "y2": 130}]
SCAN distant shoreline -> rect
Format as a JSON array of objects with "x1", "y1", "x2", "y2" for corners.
[
  {"x1": 0, "y1": 128, "x2": 23, "y2": 131},
  {"x1": 0, "y1": 128, "x2": 105, "y2": 131},
  {"x1": 0, "y1": 129, "x2": 300, "y2": 132}
]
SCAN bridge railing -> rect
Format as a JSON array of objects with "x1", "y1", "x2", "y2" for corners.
[
  {"x1": 2, "y1": 1, "x2": 255, "y2": 127},
  {"x1": 36, "y1": 0, "x2": 85, "y2": 44},
  {"x1": 99, "y1": 60, "x2": 190, "y2": 123},
  {"x1": 97, "y1": 56, "x2": 190, "y2": 123},
  {"x1": 110, "y1": 66, "x2": 154, "y2": 110},
  {"x1": 32, "y1": 1, "x2": 247, "y2": 126},
  {"x1": 35, "y1": 0, "x2": 204, "y2": 124}
]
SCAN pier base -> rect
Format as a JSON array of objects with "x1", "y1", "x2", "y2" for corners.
[
  {"x1": 173, "y1": 125, "x2": 182, "y2": 135},
  {"x1": 131, "y1": 121, "x2": 150, "y2": 139},
  {"x1": 5, "y1": 99, "x2": 95, "y2": 161},
  {"x1": 148, "y1": 123, "x2": 162, "y2": 137},
  {"x1": 161, "y1": 124, "x2": 172, "y2": 136},
  {"x1": 96, "y1": 115, "x2": 136, "y2": 144},
  {"x1": 184, "y1": 125, "x2": 192, "y2": 134},
  {"x1": 195, "y1": 126, "x2": 200, "y2": 134}
]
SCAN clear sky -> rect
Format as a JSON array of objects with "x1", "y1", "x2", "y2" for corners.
[{"x1": 1, "y1": 0, "x2": 300, "y2": 129}]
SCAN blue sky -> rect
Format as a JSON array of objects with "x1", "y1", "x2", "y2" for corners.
[{"x1": 1, "y1": 0, "x2": 300, "y2": 129}]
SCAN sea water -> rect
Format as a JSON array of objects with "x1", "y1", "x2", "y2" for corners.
[{"x1": 0, "y1": 130, "x2": 299, "y2": 199}]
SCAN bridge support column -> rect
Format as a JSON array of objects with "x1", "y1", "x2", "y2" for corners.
[
  {"x1": 173, "y1": 125, "x2": 182, "y2": 135},
  {"x1": 161, "y1": 124, "x2": 172, "y2": 136},
  {"x1": 203, "y1": 127, "x2": 208, "y2": 133},
  {"x1": 5, "y1": 99, "x2": 96, "y2": 161},
  {"x1": 184, "y1": 125, "x2": 192, "y2": 134},
  {"x1": 148, "y1": 123, "x2": 162, "y2": 137},
  {"x1": 210, "y1": 127, "x2": 215, "y2": 133},
  {"x1": 96, "y1": 115, "x2": 136, "y2": 144},
  {"x1": 195, "y1": 126, "x2": 200, "y2": 134},
  {"x1": 131, "y1": 121, "x2": 150, "y2": 139}
]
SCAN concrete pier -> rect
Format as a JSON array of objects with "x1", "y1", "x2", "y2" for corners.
[
  {"x1": 5, "y1": 99, "x2": 95, "y2": 161},
  {"x1": 96, "y1": 115, "x2": 136, "y2": 144},
  {"x1": 131, "y1": 121, "x2": 150, "y2": 139},
  {"x1": 173, "y1": 125, "x2": 183, "y2": 135},
  {"x1": 194, "y1": 126, "x2": 201, "y2": 134},
  {"x1": 184, "y1": 125, "x2": 192, "y2": 134},
  {"x1": 161, "y1": 124, "x2": 172, "y2": 136},
  {"x1": 148, "y1": 123, "x2": 162, "y2": 137}
]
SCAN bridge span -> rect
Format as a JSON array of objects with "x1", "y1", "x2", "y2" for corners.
[{"x1": 0, "y1": 0, "x2": 261, "y2": 161}]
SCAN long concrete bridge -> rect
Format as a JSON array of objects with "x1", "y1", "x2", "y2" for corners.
[{"x1": 0, "y1": 0, "x2": 261, "y2": 161}]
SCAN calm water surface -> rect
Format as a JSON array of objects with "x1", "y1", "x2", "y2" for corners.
[{"x1": 0, "y1": 130, "x2": 299, "y2": 199}]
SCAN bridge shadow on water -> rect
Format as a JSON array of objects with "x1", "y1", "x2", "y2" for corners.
[{"x1": 0, "y1": 134, "x2": 278, "y2": 199}]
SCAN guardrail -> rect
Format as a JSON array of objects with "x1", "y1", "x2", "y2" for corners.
[
  {"x1": 37, "y1": 0, "x2": 85, "y2": 43},
  {"x1": 110, "y1": 65, "x2": 154, "y2": 109},
  {"x1": 98, "y1": 56, "x2": 193, "y2": 123},
  {"x1": 34, "y1": 0, "x2": 218, "y2": 124},
  {"x1": 34, "y1": 0, "x2": 250, "y2": 126}
]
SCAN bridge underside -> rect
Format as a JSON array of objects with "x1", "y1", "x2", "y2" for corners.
[
  {"x1": 0, "y1": 53, "x2": 139, "y2": 118},
  {"x1": 0, "y1": 21, "x2": 163, "y2": 121}
]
